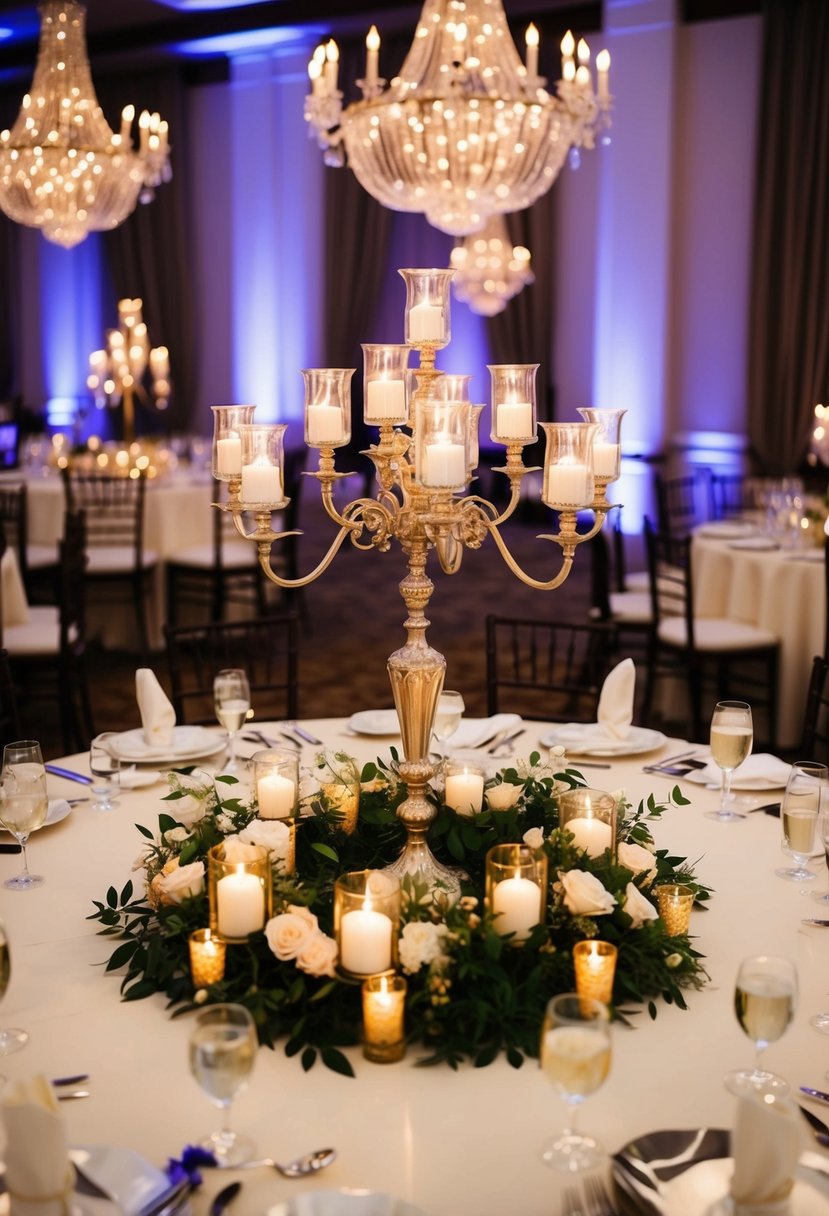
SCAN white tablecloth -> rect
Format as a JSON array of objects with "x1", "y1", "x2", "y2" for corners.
[
  {"x1": 1, "y1": 719, "x2": 825, "y2": 1216},
  {"x1": 693, "y1": 534, "x2": 825, "y2": 747}
]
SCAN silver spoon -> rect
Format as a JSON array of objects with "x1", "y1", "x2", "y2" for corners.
[{"x1": 210, "y1": 1147, "x2": 336, "y2": 1177}]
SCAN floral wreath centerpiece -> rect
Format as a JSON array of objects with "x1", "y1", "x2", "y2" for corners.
[{"x1": 92, "y1": 745, "x2": 710, "y2": 1076}]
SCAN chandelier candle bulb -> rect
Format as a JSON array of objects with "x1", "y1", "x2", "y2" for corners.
[
  {"x1": 362, "y1": 973, "x2": 407, "y2": 1063},
  {"x1": 561, "y1": 29, "x2": 575, "y2": 73},
  {"x1": 596, "y1": 49, "x2": 611, "y2": 102},
  {"x1": 495, "y1": 401, "x2": 533, "y2": 441},
  {"x1": 366, "y1": 26, "x2": 380, "y2": 86},
  {"x1": 189, "y1": 929, "x2": 226, "y2": 988},
  {"x1": 525, "y1": 24, "x2": 539, "y2": 79},
  {"x1": 573, "y1": 940, "x2": 617, "y2": 1005},
  {"x1": 325, "y1": 40, "x2": 339, "y2": 91},
  {"x1": 241, "y1": 461, "x2": 282, "y2": 504}
]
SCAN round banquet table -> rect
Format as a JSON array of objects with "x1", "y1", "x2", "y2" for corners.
[
  {"x1": 692, "y1": 532, "x2": 825, "y2": 748},
  {"x1": 1, "y1": 719, "x2": 827, "y2": 1216}
]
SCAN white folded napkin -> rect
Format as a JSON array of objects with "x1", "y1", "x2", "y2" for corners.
[
  {"x1": 596, "y1": 657, "x2": 636, "y2": 740},
  {"x1": 450, "y1": 713, "x2": 521, "y2": 749},
  {"x1": 690, "y1": 753, "x2": 792, "y2": 790},
  {"x1": 2, "y1": 1075, "x2": 74, "y2": 1216},
  {"x1": 730, "y1": 1091, "x2": 801, "y2": 1214},
  {"x1": 135, "y1": 669, "x2": 175, "y2": 748},
  {"x1": 118, "y1": 765, "x2": 162, "y2": 790}
]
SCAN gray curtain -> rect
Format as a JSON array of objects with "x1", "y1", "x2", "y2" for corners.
[{"x1": 747, "y1": 0, "x2": 829, "y2": 474}]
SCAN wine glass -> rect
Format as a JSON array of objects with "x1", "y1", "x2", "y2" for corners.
[
  {"x1": 188, "y1": 1003, "x2": 257, "y2": 1165},
  {"x1": 705, "y1": 700, "x2": 753, "y2": 822},
  {"x1": 810, "y1": 803, "x2": 829, "y2": 903},
  {"x1": 0, "y1": 918, "x2": 28, "y2": 1054},
  {"x1": 725, "y1": 954, "x2": 796, "y2": 1096},
  {"x1": 89, "y1": 733, "x2": 121, "y2": 811},
  {"x1": 539, "y1": 992, "x2": 611, "y2": 1172},
  {"x1": 433, "y1": 690, "x2": 464, "y2": 757},
  {"x1": 0, "y1": 741, "x2": 48, "y2": 889},
  {"x1": 213, "y1": 669, "x2": 251, "y2": 773},
  {"x1": 776, "y1": 761, "x2": 825, "y2": 881}
]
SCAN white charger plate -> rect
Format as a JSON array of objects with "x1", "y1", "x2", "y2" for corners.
[
  {"x1": 0, "y1": 798, "x2": 71, "y2": 835},
  {"x1": 539, "y1": 724, "x2": 666, "y2": 757},
  {"x1": 728, "y1": 536, "x2": 780, "y2": 551},
  {"x1": 348, "y1": 710, "x2": 401, "y2": 736},
  {"x1": 697, "y1": 521, "x2": 756, "y2": 540},
  {"x1": 110, "y1": 726, "x2": 226, "y2": 764},
  {"x1": 268, "y1": 1190, "x2": 426, "y2": 1216}
]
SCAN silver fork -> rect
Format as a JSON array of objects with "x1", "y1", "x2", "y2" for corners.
[{"x1": 584, "y1": 1174, "x2": 620, "y2": 1216}]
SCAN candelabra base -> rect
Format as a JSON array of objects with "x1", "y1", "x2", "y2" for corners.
[{"x1": 383, "y1": 831, "x2": 463, "y2": 905}]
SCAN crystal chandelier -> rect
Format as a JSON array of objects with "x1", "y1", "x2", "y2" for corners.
[
  {"x1": 0, "y1": 1, "x2": 171, "y2": 248},
  {"x1": 304, "y1": 0, "x2": 610, "y2": 236},
  {"x1": 450, "y1": 214, "x2": 533, "y2": 315}
]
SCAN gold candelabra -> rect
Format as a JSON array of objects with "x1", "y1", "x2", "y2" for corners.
[
  {"x1": 211, "y1": 268, "x2": 624, "y2": 900},
  {"x1": 87, "y1": 298, "x2": 170, "y2": 444}
]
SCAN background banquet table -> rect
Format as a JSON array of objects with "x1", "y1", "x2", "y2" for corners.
[
  {"x1": 692, "y1": 531, "x2": 825, "y2": 748},
  {"x1": 1, "y1": 719, "x2": 827, "y2": 1216}
]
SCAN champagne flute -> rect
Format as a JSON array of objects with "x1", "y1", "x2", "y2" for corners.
[
  {"x1": 214, "y1": 669, "x2": 250, "y2": 773},
  {"x1": 776, "y1": 761, "x2": 825, "y2": 882},
  {"x1": 89, "y1": 733, "x2": 121, "y2": 811},
  {"x1": 705, "y1": 700, "x2": 753, "y2": 822},
  {"x1": 0, "y1": 918, "x2": 28, "y2": 1054},
  {"x1": 539, "y1": 992, "x2": 611, "y2": 1172},
  {"x1": 725, "y1": 954, "x2": 796, "y2": 1096},
  {"x1": 433, "y1": 690, "x2": 464, "y2": 758},
  {"x1": 189, "y1": 1003, "x2": 257, "y2": 1165},
  {"x1": 0, "y1": 740, "x2": 48, "y2": 889}
]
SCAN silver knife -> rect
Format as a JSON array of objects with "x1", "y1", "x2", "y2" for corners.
[
  {"x1": 488, "y1": 728, "x2": 525, "y2": 754},
  {"x1": 291, "y1": 725, "x2": 322, "y2": 746},
  {"x1": 800, "y1": 1085, "x2": 829, "y2": 1103}
]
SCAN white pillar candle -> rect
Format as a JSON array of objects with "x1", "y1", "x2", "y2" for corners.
[
  {"x1": 408, "y1": 302, "x2": 443, "y2": 342},
  {"x1": 492, "y1": 874, "x2": 541, "y2": 940},
  {"x1": 217, "y1": 871, "x2": 265, "y2": 938},
  {"x1": 366, "y1": 379, "x2": 406, "y2": 421},
  {"x1": 421, "y1": 442, "x2": 466, "y2": 488},
  {"x1": 307, "y1": 404, "x2": 344, "y2": 445},
  {"x1": 545, "y1": 462, "x2": 592, "y2": 506},
  {"x1": 241, "y1": 461, "x2": 282, "y2": 503},
  {"x1": 592, "y1": 442, "x2": 620, "y2": 479},
  {"x1": 566, "y1": 816, "x2": 612, "y2": 858},
  {"x1": 340, "y1": 906, "x2": 393, "y2": 974},
  {"x1": 257, "y1": 772, "x2": 295, "y2": 819},
  {"x1": 495, "y1": 401, "x2": 532, "y2": 440},
  {"x1": 216, "y1": 434, "x2": 242, "y2": 475},
  {"x1": 445, "y1": 770, "x2": 484, "y2": 816}
]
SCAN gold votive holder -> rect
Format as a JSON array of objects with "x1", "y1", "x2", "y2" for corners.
[
  {"x1": 334, "y1": 870, "x2": 401, "y2": 979},
  {"x1": 362, "y1": 973, "x2": 407, "y2": 1063},
  {"x1": 208, "y1": 842, "x2": 272, "y2": 944},
  {"x1": 189, "y1": 929, "x2": 227, "y2": 988},
  {"x1": 573, "y1": 940, "x2": 618, "y2": 1005},
  {"x1": 315, "y1": 752, "x2": 361, "y2": 834},
  {"x1": 558, "y1": 788, "x2": 617, "y2": 859},
  {"x1": 656, "y1": 883, "x2": 694, "y2": 936},
  {"x1": 444, "y1": 758, "x2": 486, "y2": 816},
  {"x1": 253, "y1": 748, "x2": 298, "y2": 819},
  {"x1": 485, "y1": 843, "x2": 548, "y2": 944}
]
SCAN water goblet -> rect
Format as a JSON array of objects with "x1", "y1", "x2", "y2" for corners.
[
  {"x1": 810, "y1": 804, "x2": 829, "y2": 904},
  {"x1": 189, "y1": 1002, "x2": 257, "y2": 1165},
  {"x1": 705, "y1": 700, "x2": 753, "y2": 822},
  {"x1": 0, "y1": 918, "x2": 28, "y2": 1054},
  {"x1": 539, "y1": 992, "x2": 611, "y2": 1172},
  {"x1": 0, "y1": 740, "x2": 48, "y2": 889},
  {"x1": 89, "y1": 733, "x2": 121, "y2": 811},
  {"x1": 725, "y1": 954, "x2": 796, "y2": 1096},
  {"x1": 433, "y1": 690, "x2": 464, "y2": 758},
  {"x1": 214, "y1": 669, "x2": 251, "y2": 773},
  {"x1": 775, "y1": 761, "x2": 825, "y2": 881}
]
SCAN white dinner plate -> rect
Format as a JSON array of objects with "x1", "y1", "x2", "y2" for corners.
[
  {"x1": 538, "y1": 724, "x2": 666, "y2": 757},
  {"x1": 696, "y1": 521, "x2": 756, "y2": 540},
  {"x1": 727, "y1": 536, "x2": 780, "y2": 551},
  {"x1": 0, "y1": 798, "x2": 71, "y2": 835},
  {"x1": 348, "y1": 710, "x2": 401, "y2": 736},
  {"x1": 269, "y1": 1190, "x2": 426, "y2": 1216},
  {"x1": 109, "y1": 726, "x2": 226, "y2": 764}
]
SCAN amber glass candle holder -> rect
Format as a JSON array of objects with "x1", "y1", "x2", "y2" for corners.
[
  {"x1": 302, "y1": 368, "x2": 354, "y2": 448},
  {"x1": 334, "y1": 870, "x2": 401, "y2": 979},
  {"x1": 656, "y1": 883, "x2": 694, "y2": 936},
  {"x1": 485, "y1": 843, "x2": 548, "y2": 944},
  {"x1": 315, "y1": 751, "x2": 361, "y2": 834},
  {"x1": 253, "y1": 748, "x2": 298, "y2": 819},
  {"x1": 558, "y1": 788, "x2": 617, "y2": 860},
  {"x1": 488, "y1": 363, "x2": 539, "y2": 445},
  {"x1": 362, "y1": 344, "x2": 410, "y2": 424},
  {"x1": 576, "y1": 407, "x2": 627, "y2": 483},
  {"x1": 573, "y1": 940, "x2": 618, "y2": 1005},
  {"x1": 208, "y1": 842, "x2": 272, "y2": 944},
  {"x1": 189, "y1": 929, "x2": 227, "y2": 988},
  {"x1": 399, "y1": 267, "x2": 453, "y2": 349},
  {"x1": 362, "y1": 973, "x2": 407, "y2": 1062},
  {"x1": 211, "y1": 404, "x2": 256, "y2": 481},
  {"x1": 540, "y1": 421, "x2": 598, "y2": 509}
]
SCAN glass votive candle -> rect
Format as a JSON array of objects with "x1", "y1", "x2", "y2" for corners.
[
  {"x1": 399, "y1": 267, "x2": 453, "y2": 348},
  {"x1": 253, "y1": 748, "x2": 298, "y2": 819},
  {"x1": 540, "y1": 422, "x2": 598, "y2": 509},
  {"x1": 656, "y1": 883, "x2": 695, "y2": 936},
  {"x1": 301, "y1": 368, "x2": 354, "y2": 448},
  {"x1": 485, "y1": 843, "x2": 548, "y2": 943},
  {"x1": 573, "y1": 940, "x2": 618, "y2": 1005},
  {"x1": 431, "y1": 372, "x2": 472, "y2": 402},
  {"x1": 334, "y1": 870, "x2": 401, "y2": 979},
  {"x1": 557, "y1": 788, "x2": 617, "y2": 859},
  {"x1": 237, "y1": 423, "x2": 287, "y2": 505},
  {"x1": 488, "y1": 363, "x2": 539, "y2": 444},
  {"x1": 576, "y1": 407, "x2": 626, "y2": 483},
  {"x1": 444, "y1": 758, "x2": 486, "y2": 816},
  {"x1": 362, "y1": 344, "x2": 410, "y2": 424},
  {"x1": 189, "y1": 929, "x2": 227, "y2": 988},
  {"x1": 208, "y1": 842, "x2": 273, "y2": 944},
  {"x1": 362, "y1": 973, "x2": 407, "y2": 1063},
  {"x1": 414, "y1": 400, "x2": 469, "y2": 490},
  {"x1": 211, "y1": 404, "x2": 256, "y2": 481},
  {"x1": 467, "y1": 404, "x2": 485, "y2": 476},
  {"x1": 314, "y1": 751, "x2": 361, "y2": 834}
]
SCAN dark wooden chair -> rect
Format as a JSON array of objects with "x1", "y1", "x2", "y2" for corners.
[
  {"x1": 589, "y1": 512, "x2": 652, "y2": 646},
  {"x1": 654, "y1": 470, "x2": 713, "y2": 535},
  {"x1": 801, "y1": 655, "x2": 829, "y2": 766},
  {"x1": 0, "y1": 648, "x2": 22, "y2": 750},
  {"x1": 710, "y1": 472, "x2": 760, "y2": 521},
  {"x1": 485, "y1": 616, "x2": 616, "y2": 720},
  {"x1": 0, "y1": 482, "x2": 59, "y2": 603}
]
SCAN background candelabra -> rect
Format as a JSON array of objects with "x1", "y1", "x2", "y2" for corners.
[
  {"x1": 87, "y1": 298, "x2": 170, "y2": 444},
  {"x1": 211, "y1": 268, "x2": 624, "y2": 899}
]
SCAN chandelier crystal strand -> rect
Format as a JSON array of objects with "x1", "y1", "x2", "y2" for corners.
[
  {"x1": 305, "y1": 0, "x2": 611, "y2": 236},
  {"x1": 451, "y1": 214, "x2": 534, "y2": 315},
  {"x1": 0, "y1": 1, "x2": 171, "y2": 248}
]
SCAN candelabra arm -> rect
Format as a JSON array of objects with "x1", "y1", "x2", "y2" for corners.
[
  {"x1": 485, "y1": 521, "x2": 576, "y2": 591},
  {"x1": 256, "y1": 523, "x2": 355, "y2": 589},
  {"x1": 572, "y1": 495, "x2": 618, "y2": 543}
]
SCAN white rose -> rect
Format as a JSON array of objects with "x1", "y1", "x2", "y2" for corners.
[
  {"x1": 167, "y1": 793, "x2": 208, "y2": 828},
  {"x1": 265, "y1": 911, "x2": 317, "y2": 961},
  {"x1": 287, "y1": 903, "x2": 319, "y2": 932},
  {"x1": 559, "y1": 869, "x2": 616, "y2": 917},
  {"x1": 666, "y1": 952, "x2": 683, "y2": 969},
  {"x1": 163, "y1": 826, "x2": 191, "y2": 846},
  {"x1": 215, "y1": 813, "x2": 235, "y2": 834},
  {"x1": 154, "y1": 860, "x2": 205, "y2": 905},
  {"x1": 238, "y1": 819, "x2": 292, "y2": 865},
  {"x1": 486, "y1": 782, "x2": 523, "y2": 811},
  {"x1": 296, "y1": 932, "x2": 338, "y2": 978},
  {"x1": 222, "y1": 837, "x2": 264, "y2": 864},
  {"x1": 623, "y1": 882, "x2": 659, "y2": 929},
  {"x1": 523, "y1": 826, "x2": 545, "y2": 850},
  {"x1": 398, "y1": 921, "x2": 447, "y2": 974},
  {"x1": 617, "y1": 840, "x2": 658, "y2": 885},
  {"x1": 549, "y1": 745, "x2": 567, "y2": 765}
]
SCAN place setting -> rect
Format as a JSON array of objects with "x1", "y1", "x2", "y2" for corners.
[
  {"x1": 103, "y1": 670, "x2": 228, "y2": 768},
  {"x1": 540, "y1": 658, "x2": 666, "y2": 758}
]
